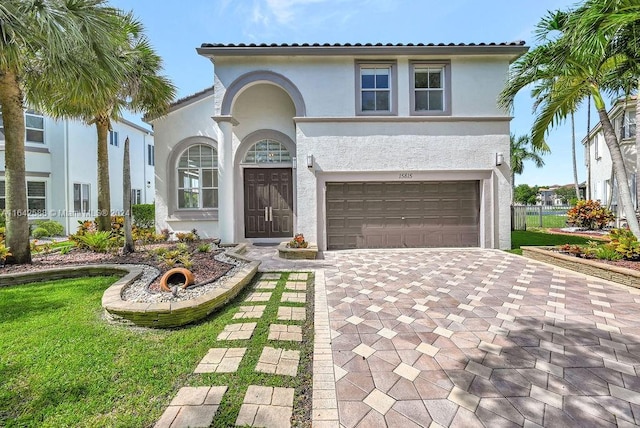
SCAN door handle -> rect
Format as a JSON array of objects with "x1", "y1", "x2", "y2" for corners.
[
  {"x1": 269, "y1": 206, "x2": 273, "y2": 222},
  {"x1": 264, "y1": 207, "x2": 269, "y2": 221}
]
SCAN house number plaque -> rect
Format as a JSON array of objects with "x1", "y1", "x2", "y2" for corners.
[{"x1": 399, "y1": 173, "x2": 413, "y2": 179}]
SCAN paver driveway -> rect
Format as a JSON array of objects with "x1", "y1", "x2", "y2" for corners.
[{"x1": 249, "y1": 247, "x2": 640, "y2": 427}]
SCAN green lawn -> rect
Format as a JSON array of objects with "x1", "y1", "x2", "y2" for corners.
[
  {"x1": 525, "y1": 214, "x2": 568, "y2": 228},
  {"x1": 0, "y1": 273, "x2": 313, "y2": 427},
  {"x1": 509, "y1": 230, "x2": 594, "y2": 255}
]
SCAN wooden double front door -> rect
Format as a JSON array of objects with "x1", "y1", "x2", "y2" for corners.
[{"x1": 244, "y1": 168, "x2": 293, "y2": 238}]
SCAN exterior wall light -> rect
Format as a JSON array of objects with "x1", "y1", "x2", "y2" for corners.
[
  {"x1": 496, "y1": 152, "x2": 504, "y2": 166},
  {"x1": 306, "y1": 154, "x2": 314, "y2": 168}
]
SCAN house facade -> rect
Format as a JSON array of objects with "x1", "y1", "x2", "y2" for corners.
[
  {"x1": 0, "y1": 111, "x2": 155, "y2": 234},
  {"x1": 582, "y1": 98, "x2": 638, "y2": 217},
  {"x1": 151, "y1": 42, "x2": 527, "y2": 250}
]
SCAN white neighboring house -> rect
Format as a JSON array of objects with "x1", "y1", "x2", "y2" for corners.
[
  {"x1": 149, "y1": 42, "x2": 528, "y2": 250},
  {"x1": 0, "y1": 110, "x2": 155, "y2": 234},
  {"x1": 582, "y1": 97, "x2": 637, "y2": 219}
]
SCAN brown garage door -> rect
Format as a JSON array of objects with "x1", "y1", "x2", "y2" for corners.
[{"x1": 326, "y1": 181, "x2": 480, "y2": 250}]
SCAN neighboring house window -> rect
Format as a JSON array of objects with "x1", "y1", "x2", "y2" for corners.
[
  {"x1": 0, "y1": 113, "x2": 4, "y2": 141},
  {"x1": 109, "y1": 130, "x2": 119, "y2": 147},
  {"x1": 177, "y1": 144, "x2": 218, "y2": 209},
  {"x1": 411, "y1": 62, "x2": 450, "y2": 115},
  {"x1": 25, "y1": 110, "x2": 44, "y2": 143},
  {"x1": 621, "y1": 111, "x2": 636, "y2": 140},
  {"x1": 27, "y1": 181, "x2": 46, "y2": 211},
  {"x1": 73, "y1": 183, "x2": 90, "y2": 212},
  {"x1": 131, "y1": 189, "x2": 142, "y2": 205},
  {"x1": 594, "y1": 135, "x2": 601, "y2": 160},
  {"x1": 243, "y1": 140, "x2": 291, "y2": 163},
  {"x1": 0, "y1": 180, "x2": 45, "y2": 211},
  {"x1": 356, "y1": 62, "x2": 397, "y2": 115},
  {"x1": 147, "y1": 144, "x2": 155, "y2": 166}
]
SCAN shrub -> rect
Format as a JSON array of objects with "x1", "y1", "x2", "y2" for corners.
[
  {"x1": 32, "y1": 227, "x2": 51, "y2": 239},
  {"x1": 0, "y1": 241, "x2": 11, "y2": 263},
  {"x1": 34, "y1": 220, "x2": 64, "y2": 237},
  {"x1": 287, "y1": 233, "x2": 309, "y2": 248},
  {"x1": 175, "y1": 231, "x2": 198, "y2": 243},
  {"x1": 75, "y1": 231, "x2": 111, "y2": 253},
  {"x1": 197, "y1": 243, "x2": 211, "y2": 253},
  {"x1": 567, "y1": 200, "x2": 614, "y2": 230},
  {"x1": 594, "y1": 246, "x2": 623, "y2": 261},
  {"x1": 132, "y1": 204, "x2": 155, "y2": 229},
  {"x1": 608, "y1": 228, "x2": 640, "y2": 260},
  {"x1": 0, "y1": 210, "x2": 5, "y2": 228}
]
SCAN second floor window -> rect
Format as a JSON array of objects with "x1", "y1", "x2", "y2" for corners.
[
  {"x1": 357, "y1": 62, "x2": 396, "y2": 115},
  {"x1": 109, "y1": 130, "x2": 119, "y2": 147},
  {"x1": 0, "y1": 110, "x2": 44, "y2": 143},
  {"x1": 621, "y1": 111, "x2": 636, "y2": 140},
  {"x1": 411, "y1": 62, "x2": 450, "y2": 115}
]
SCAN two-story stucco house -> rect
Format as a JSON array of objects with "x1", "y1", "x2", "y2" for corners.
[
  {"x1": 582, "y1": 97, "x2": 638, "y2": 218},
  {"x1": 0, "y1": 110, "x2": 155, "y2": 234},
  {"x1": 150, "y1": 42, "x2": 527, "y2": 250}
]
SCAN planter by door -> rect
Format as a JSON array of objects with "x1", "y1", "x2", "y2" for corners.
[{"x1": 244, "y1": 168, "x2": 293, "y2": 238}]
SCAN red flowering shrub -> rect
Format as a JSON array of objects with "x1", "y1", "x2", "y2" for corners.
[{"x1": 567, "y1": 200, "x2": 614, "y2": 230}]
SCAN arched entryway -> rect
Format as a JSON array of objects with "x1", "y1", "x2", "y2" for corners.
[{"x1": 236, "y1": 130, "x2": 296, "y2": 240}]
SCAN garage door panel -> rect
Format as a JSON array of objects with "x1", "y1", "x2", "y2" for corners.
[{"x1": 326, "y1": 180, "x2": 479, "y2": 250}]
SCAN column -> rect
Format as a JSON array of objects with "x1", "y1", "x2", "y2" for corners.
[{"x1": 216, "y1": 118, "x2": 235, "y2": 243}]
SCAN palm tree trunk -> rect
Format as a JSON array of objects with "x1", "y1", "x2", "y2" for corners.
[
  {"x1": 597, "y1": 107, "x2": 640, "y2": 238},
  {"x1": 95, "y1": 113, "x2": 111, "y2": 232},
  {"x1": 0, "y1": 69, "x2": 31, "y2": 264},
  {"x1": 571, "y1": 112, "x2": 579, "y2": 199},
  {"x1": 123, "y1": 137, "x2": 134, "y2": 254}
]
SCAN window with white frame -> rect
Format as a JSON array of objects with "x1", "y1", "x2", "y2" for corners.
[
  {"x1": 131, "y1": 189, "x2": 142, "y2": 205},
  {"x1": 109, "y1": 130, "x2": 119, "y2": 147},
  {"x1": 73, "y1": 183, "x2": 90, "y2": 212},
  {"x1": 0, "y1": 111, "x2": 44, "y2": 143},
  {"x1": 594, "y1": 135, "x2": 601, "y2": 160},
  {"x1": 1, "y1": 180, "x2": 48, "y2": 211},
  {"x1": 177, "y1": 144, "x2": 218, "y2": 209},
  {"x1": 147, "y1": 144, "x2": 155, "y2": 166},
  {"x1": 357, "y1": 62, "x2": 396, "y2": 115},
  {"x1": 621, "y1": 111, "x2": 636, "y2": 140},
  {"x1": 25, "y1": 110, "x2": 44, "y2": 143}
]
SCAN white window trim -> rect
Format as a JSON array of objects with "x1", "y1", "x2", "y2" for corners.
[
  {"x1": 25, "y1": 110, "x2": 45, "y2": 144},
  {"x1": 73, "y1": 183, "x2": 91, "y2": 213},
  {"x1": 109, "y1": 130, "x2": 119, "y2": 147},
  {"x1": 131, "y1": 188, "x2": 142, "y2": 205},
  {"x1": 410, "y1": 61, "x2": 451, "y2": 116},
  {"x1": 355, "y1": 60, "x2": 398, "y2": 116},
  {"x1": 147, "y1": 144, "x2": 155, "y2": 166},
  {"x1": 176, "y1": 144, "x2": 219, "y2": 210}
]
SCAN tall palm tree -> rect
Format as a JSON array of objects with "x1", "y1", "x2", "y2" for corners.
[
  {"x1": 567, "y1": 0, "x2": 640, "y2": 224},
  {"x1": 33, "y1": 13, "x2": 175, "y2": 232},
  {"x1": 510, "y1": 134, "x2": 548, "y2": 203},
  {"x1": 0, "y1": 0, "x2": 125, "y2": 263},
  {"x1": 500, "y1": 7, "x2": 640, "y2": 238}
]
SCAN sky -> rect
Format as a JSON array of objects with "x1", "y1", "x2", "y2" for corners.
[{"x1": 110, "y1": 0, "x2": 595, "y2": 188}]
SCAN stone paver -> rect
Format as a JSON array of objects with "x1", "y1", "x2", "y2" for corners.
[
  {"x1": 277, "y1": 306, "x2": 306, "y2": 321},
  {"x1": 281, "y1": 292, "x2": 306, "y2": 303},
  {"x1": 268, "y1": 324, "x2": 303, "y2": 342},
  {"x1": 216, "y1": 322, "x2": 257, "y2": 341},
  {"x1": 194, "y1": 347, "x2": 246, "y2": 373},
  {"x1": 155, "y1": 386, "x2": 227, "y2": 428},
  {"x1": 285, "y1": 281, "x2": 307, "y2": 291},
  {"x1": 246, "y1": 246, "x2": 640, "y2": 428},
  {"x1": 255, "y1": 280, "x2": 278, "y2": 289},
  {"x1": 236, "y1": 385, "x2": 294, "y2": 427},
  {"x1": 255, "y1": 346, "x2": 301, "y2": 376},
  {"x1": 245, "y1": 292, "x2": 272, "y2": 302},
  {"x1": 233, "y1": 305, "x2": 266, "y2": 319}
]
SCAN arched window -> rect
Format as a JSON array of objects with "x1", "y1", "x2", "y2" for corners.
[
  {"x1": 242, "y1": 139, "x2": 291, "y2": 164},
  {"x1": 177, "y1": 144, "x2": 218, "y2": 209}
]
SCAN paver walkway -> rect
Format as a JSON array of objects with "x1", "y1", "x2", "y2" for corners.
[{"x1": 249, "y1": 246, "x2": 640, "y2": 427}]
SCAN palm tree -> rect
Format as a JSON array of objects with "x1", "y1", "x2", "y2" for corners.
[
  {"x1": 500, "y1": 7, "x2": 640, "y2": 238},
  {"x1": 0, "y1": 0, "x2": 125, "y2": 263},
  {"x1": 32, "y1": 13, "x2": 175, "y2": 232},
  {"x1": 510, "y1": 134, "x2": 548, "y2": 203},
  {"x1": 567, "y1": 0, "x2": 640, "y2": 225}
]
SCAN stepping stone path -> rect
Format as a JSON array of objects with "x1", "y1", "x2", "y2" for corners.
[{"x1": 154, "y1": 271, "x2": 310, "y2": 427}]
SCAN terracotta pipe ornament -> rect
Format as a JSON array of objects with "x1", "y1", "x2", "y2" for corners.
[{"x1": 160, "y1": 268, "x2": 195, "y2": 292}]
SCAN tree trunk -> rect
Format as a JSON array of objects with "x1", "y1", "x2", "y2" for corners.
[
  {"x1": 597, "y1": 107, "x2": 640, "y2": 238},
  {"x1": 0, "y1": 69, "x2": 31, "y2": 264},
  {"x1": 586, "y1": 95, "x2": 591, "y2": 200},
  {"x1": 95, "y1": 113, "x2": 111, "y2": 232},
  {"x1": 636, "y1": 79, "x2": 640, "y2": 217},
  {"x1": 571, "y1": 112, "x2": 580, "y2": 199},
  {"x1": 122, "y1": 137, "x2": 134, "y2": 254}
]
